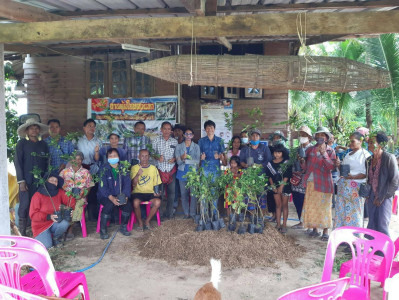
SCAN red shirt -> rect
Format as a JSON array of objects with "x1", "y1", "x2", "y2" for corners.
[
  {"x1": 29, "y1": 189, "x2": 76, "y2": 237},
  {"x1": 302, "y1": 145, "x2": 336, "y2": 194}
]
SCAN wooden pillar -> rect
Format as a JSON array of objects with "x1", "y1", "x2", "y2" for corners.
[{"x1": 0, "y1": 43, "x2": 10, "y2": 235}]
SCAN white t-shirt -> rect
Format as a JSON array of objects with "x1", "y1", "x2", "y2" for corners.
[{"x1": 342, "y1": 148, "x2": 371, "y2": 183}]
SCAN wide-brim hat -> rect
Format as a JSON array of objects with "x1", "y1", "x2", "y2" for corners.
[
  {"x1": 17, "y1": 118, "x2": 48, "y2": 138},
  {"x1": 296, "y1": 125, "x2": 312, "y2": 139},
  {"x1": 268, "y1": 130, "x2": 287, "y2": 141},
  {"x1": 250, "y1": 128, "x2": 262, "y2": 136},
  {"x1": 314, "y1": 126, "x2": 332, "y2": 140}
]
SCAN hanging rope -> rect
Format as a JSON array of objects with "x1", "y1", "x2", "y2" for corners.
[
  {"x1": 189, "y1": 18, "x2": 194, "y2": 86},
  {"x1": 296, "y1": 12, "x2": 310, "y2": 91}
]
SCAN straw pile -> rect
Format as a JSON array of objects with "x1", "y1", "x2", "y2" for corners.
[
  {"x1": 134, "y1": 219, "x2": 304, "y2": 269},
  {"x1": 132, "y1": 55, "x2": 390, "y2": 92}
]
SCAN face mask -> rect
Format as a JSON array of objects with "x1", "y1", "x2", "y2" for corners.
[
  {"x1": 316, "y1": 138, "x2": 326, "y2": 145},
  {"x1": 299, "y1": 137, "x2": 309, "y2": 144},
  {"x1": 241, "y1": 137, "x2": 248, "y2": 144},
  {"x1": 108, "y1": 158, "x2": 119, "y2": 165},
  {"x1": 250, "y1": 140, "x2": 260, "y2": 146},
  {"x1": 273, "y1": 140, "x2": 283, "y2": 146}
]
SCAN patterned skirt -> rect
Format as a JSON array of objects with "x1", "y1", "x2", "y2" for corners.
[
  {"x1": 301, "y1": 181, "x2": 332, "y2": 229},
  {"x1": 334, "y1": 178, "x2": 364, "y2": 229}
]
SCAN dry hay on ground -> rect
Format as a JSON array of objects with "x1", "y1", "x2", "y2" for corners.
[{"x1": 134, "y1": 219, "x2": 304, "y2": 269}]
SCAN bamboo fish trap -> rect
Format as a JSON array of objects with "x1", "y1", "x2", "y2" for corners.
[{"x1": 131, "y1": 55, "x2": 390, "y2": 92}]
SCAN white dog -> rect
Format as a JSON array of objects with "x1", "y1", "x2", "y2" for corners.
[{"x1": 194, "y1": 259, "x2": 222, "y2": 300}]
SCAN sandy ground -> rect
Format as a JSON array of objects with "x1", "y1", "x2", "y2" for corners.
[{"x1": 51, "y1": 201, "x2": 399, "y2": 300}]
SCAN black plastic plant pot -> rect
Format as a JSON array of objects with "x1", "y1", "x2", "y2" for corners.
[
  {"x1": 205, "y1": 221, "x2": 212, "y2": 231},
  {"x1": 340, "y1": 164, "x2": 350, "y2": 177},
  {"x1": 229, "y1": 214, "x2": 236, "y2": 224},
  {"x1": 196, "y1": 224, "x2": 204, "y2": 232},
  {"x1": 247, "y1": 223, "x2": 255, "y2": 234},
  {"x1": 249, "y1": 214, "x2": 255, "y2": 224},
  {"x1": 71, "y1": 187, "x2": 81, "y2": 196},
  {"x1": 228, "y1": 223, "x2": 237, "y2": 232},
  {"x1": 213, "y1": 214, "x2": 219, "y2": 221},
  {"x1": 63, "y1": 208, "x2": 72, "y2": 222},
  {"x1": 218, "y1": 218, "x2": 226, "y2": 229},
  {"x1": 211, "y1": 220, "x2": 220, "y2": 231},
  {"x1": 255, "y1": 225, "x2": 264, "y2": 234},
  {"x1": 239, "y1": 213, "x2": 245, "y2": 223},
  {"x1": 54, "y1": 211, "x2": 63, "y2": 223},
  {"x1": 194, "y1": 215, "x2": 201, "y2": 224},
  {"x1": 116, "y1": 194, "x2": 127, "y2": 205},
  {"x1": 237, "y1": 225, "x2": 246, "y2": 234}
]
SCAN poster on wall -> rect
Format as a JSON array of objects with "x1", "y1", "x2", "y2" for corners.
[
  {"x1": 200, "y1": 99, "x2": 233, "y2": 146},
  {"x1": 88, "y1": 96, "x2": 177, "y2": 141}
]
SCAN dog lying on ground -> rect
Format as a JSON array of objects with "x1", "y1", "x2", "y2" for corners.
[{"x1": 194, "y1": 258, "x2": 222, "y2": 300}]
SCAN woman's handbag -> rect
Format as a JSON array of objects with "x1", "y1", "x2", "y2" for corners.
[
  {"x1": 290, "y1": 172, "x2": 302, "y2": 186},
  {"x1": 358, "y1": 149, "x2": 371, "y2": 198}
]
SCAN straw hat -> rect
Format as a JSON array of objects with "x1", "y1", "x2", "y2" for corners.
[
  {"x1": 296, "y1": 125, "x2": 312, "y2": 139},
  {"x1": 17, "y1": 118, "x2": 48, "y2": 138}
]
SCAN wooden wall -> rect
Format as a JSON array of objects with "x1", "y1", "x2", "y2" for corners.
[
  {"x1": 183, "y1": 41, "x2": 290, "y2": 141},
  {"x1": 23, "y1": 56, "x2": 87, "y2": 134}
]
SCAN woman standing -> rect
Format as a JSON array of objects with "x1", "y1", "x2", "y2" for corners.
[
  {"x1": 175, "y1": 128, "x2": 201, "y2": 219},
  {"x1": 334, "y1": 132, "x2": 371, "y2": 229},
  {"x1": 301, "y1": 127, "x2": 336, "y2": 241},
  {"x1": 366, "y1": 131, "x2": 399, "y2": 236}
]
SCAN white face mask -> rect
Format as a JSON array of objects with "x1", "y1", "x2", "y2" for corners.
[{"x1": 299, "y1": 137, "x2": 309, "y2": 144}]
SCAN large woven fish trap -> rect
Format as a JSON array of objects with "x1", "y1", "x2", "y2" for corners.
[{"x1": 131, "y1": 55, "x2": 390, "y2": 92}]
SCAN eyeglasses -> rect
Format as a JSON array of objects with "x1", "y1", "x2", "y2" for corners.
[{"x1": 184, "y1": 133, "x2": 193, "y2": 137}]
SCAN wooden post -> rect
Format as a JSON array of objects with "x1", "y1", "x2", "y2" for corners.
[{"x1": 0, "y1": 43, "x2": 10, "y2": 235}]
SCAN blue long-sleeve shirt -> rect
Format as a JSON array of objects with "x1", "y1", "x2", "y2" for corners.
[
  {"x1": 198, "y1": 135, "x2": 225, "y2": 175},
  {"x1": 97, "y1": 164, "x2": 131, "y2": 199}
]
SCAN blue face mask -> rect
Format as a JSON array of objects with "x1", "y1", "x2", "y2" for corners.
[
  {"x1": 250, "y1": 140, "x2": 260, "y2": 146},
  {"x1": 108, "y1": 158, "x2": 119, "y2": 165}
]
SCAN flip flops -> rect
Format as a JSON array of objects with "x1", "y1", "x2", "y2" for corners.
[
  {"x1": 309, "y1": 230, "x2": 321, "y2": 237},
  {"x1": 144, "y1": 224, "x2": 151, "y2": 231},
  {"x1": 321, "y1": 234, "x2": 329, "y2": 241},
  {"x1": 291, "y1": 224, "x2": 304, "y2": 230},
  {"x1": 280, "y1": 227, "x2": 288, "y2": 234},
  {"x1": 135, "y1": 226, "x2": 144, "y2": 232}
]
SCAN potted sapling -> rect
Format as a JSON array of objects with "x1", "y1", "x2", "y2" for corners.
[{"x1": 185, "y1": 167, "x2": 206, "y2": 231}]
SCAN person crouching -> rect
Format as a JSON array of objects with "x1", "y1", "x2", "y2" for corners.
[{"x1": 97, "y1": 148, "x2": 132, "y2": 239}]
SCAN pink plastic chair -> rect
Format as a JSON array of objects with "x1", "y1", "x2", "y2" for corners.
[
  {"x1": 127, "y1": 201, "x2": 161, "y2": 231},
  {"x1": 321, "y1": 226, "x2": 394, "y2": 300},
  {"x1": 0, "y1": 283, "x2": 48, "y2": 300},
  {"x1": 339, "y1": 237, "x2": 399, "y2": 288},
  {"x1": 95, "y1": 204, "x2": 121, "y2": 233},
  {"x1": 0, "y1": 235, "x2": 90, "y2": 299},
  {"x1": 277, "y1": 277, "x2": 350, "y2": 300}
]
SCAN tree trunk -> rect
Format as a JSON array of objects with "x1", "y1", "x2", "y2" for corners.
[{"x1": 366, "y1": 98, "x2": 373, "y2": 129}]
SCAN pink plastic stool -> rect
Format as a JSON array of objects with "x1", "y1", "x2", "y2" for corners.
[
  {"x1": 80, "y1": 204, "x2": 87, "y2": 238},
  {"x1": 96, "y1": 204, "x2": 120, "y2": 233},
  {"x1": 127, "y1": 201, "x2": 161, "y2": 231}
]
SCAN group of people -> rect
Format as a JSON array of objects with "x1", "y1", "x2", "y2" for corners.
[{"x1": 13, "y1": 115, "x2": 399, "y2": 249}]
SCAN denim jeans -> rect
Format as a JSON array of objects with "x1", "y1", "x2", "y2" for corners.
[
  {"x1": 179, "y1": 180, "x2": 197, "y2": 217},
  {"x1": 35, "y1": 220, "x2": 70, "y2": 249}
]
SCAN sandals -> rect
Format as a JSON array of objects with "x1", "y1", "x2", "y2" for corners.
[
  {"x1": 309, "y1": 230, "x2": 321, "y2": 237},
  {"x1": 267, "y1": 217, "x2": 276, "y2": 223},
  {"x1": 321, "y1": 234, "x2": 329, "y2": 241},
  {"x1": 135, "y1": 226, "x2": 144, "y2": 232},
  {"x1": 291, "y1": 224, "x2": 304, "y2": 230},
  {"x1": 144, "y1": 224, "x2": 151, "y2": 231},
  {"x1": 280, "y1": 227, "x2": 288, "y2": 234}
]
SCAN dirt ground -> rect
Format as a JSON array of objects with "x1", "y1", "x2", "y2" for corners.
[{"x1": 51, "y1": 201, "x2": 399, "y2": 300}]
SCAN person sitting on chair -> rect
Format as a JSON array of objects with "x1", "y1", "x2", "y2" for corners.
[
  {"x1": 130, "y1": 149, "x2": 162, "y2": 231},
  {"x1": 97, "y1": 148, "x2": 132, "y2": 239}
]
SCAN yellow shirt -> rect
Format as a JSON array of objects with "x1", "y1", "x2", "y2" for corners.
[{"x1": 130, "y1": 164, "x2": 161, "y2": 194}]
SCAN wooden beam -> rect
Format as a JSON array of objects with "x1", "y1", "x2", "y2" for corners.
[
  {"x1": 0, "y1": 0, "x2": 63, "y2": 22},
  {"x1": 216, "y1": 37, "x2": 231, "y2": 51},
  {"x1": 1, "y1": 10, "x2": 399, "y2": 43},
  {"x1": 181, "y1": 0, "x2": 205, "y2": 16},
  {"x1": 4, "y1": 44, "x2": 118, "y2": 55},
  {"x1": 219, "y1": 0, "x2": 399, "y2": 13},
  {"x1": 108, "y1": 38, "x2": 170, "y2": 51},
  {"x1": 58, "y1": 7, "x2": 188, "y2": 18},
  {"x1": 205, "y1": 0, "x2": 217, "y2": 16}
]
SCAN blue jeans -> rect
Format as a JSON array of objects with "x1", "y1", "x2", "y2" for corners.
[
  {"x1": 35, "y1": 220, "x2": 70, "y2": 249},
  {"x1": 179, "y1": 180, "x2": 197, "y2": 217}
]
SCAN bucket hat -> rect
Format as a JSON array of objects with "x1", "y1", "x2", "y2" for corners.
[{"x1": 17, "y1": 118, "x2": 48, "y2": 138}]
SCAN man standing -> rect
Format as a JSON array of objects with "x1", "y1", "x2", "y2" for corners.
[
  {"x1": 131, "y1": 149, "x2": 162, "y2": 230},
  {"x1": 45, "y1": 119, "x2": 75, "y2": 173},
  {"x1": 14, "y1": 118, "x2": 49, "y2": 236},
  {"x1": 124, "y1": 121, "x2": 151, "y2": 166},
  {"x1": 152, "y1": 121, "x2": 178, "y2": 219},
  {"x1": 77, "y1": 118, "x2": 102, "y2": 220}
]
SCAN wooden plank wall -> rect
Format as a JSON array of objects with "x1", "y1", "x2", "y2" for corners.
[
  {"x1": 23, "y1": 56, "x2": 87, "y2": 135},
  {"x1": 183, "y1": 41, "x2": 289, "y2": 141}
]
